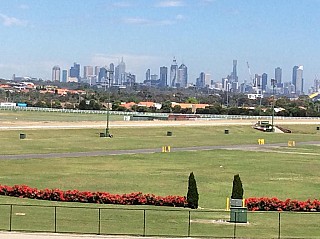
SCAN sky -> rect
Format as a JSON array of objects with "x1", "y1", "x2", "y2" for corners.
[{"x1": 1, "y1": 0, "x2": 320, "y2": 90}]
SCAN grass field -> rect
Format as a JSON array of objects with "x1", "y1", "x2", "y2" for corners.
[{"x1": 0, "y1": 110, "x2": 320, "y2": 238}]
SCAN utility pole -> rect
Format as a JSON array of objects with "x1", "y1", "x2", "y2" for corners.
[
  {"x1": 105, "y1": 69, "x2": 114, "y2": 138},
  {"x1": 271, "y1": 79, "x2": 277, "y2": 132}
]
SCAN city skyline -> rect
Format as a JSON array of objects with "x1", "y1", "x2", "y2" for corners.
[{"x1": 1, "y1": 0, "x2": 320, "y2": 89}]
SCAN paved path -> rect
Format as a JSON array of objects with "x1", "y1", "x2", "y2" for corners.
[{"x1": 0, "y1": 141, "x2": 319, "y2": 160}]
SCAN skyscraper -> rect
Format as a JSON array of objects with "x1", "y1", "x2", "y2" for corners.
[
  {"x1": 83, "y1": 66, "x2": 93, "y2": 79},
  {"x1": 178, "y1": 64, "x2": 188, "y2": 88},
  {"x1": 62, "y1": 70, "x2": 67, "y2": 83},
  {"x1": 146, "y1": 69, "x2": 151, "y2": 82},
  {"x1": 52, "y1": 66, "x2": 61, "y2": 82},
  {"x1": 275, "y1": 67, "x2": 282, "y2": 84},
  {"x1": 170, "y1": 57, "x2": 178, "y2": 87},
  {"x1": 232, "y1": 60, "x2": 238, "y2": 82},
  {"x1": 261, "y1": 73, "x2": 267, "y2": 92},
  {"x1": 292, "y1": 65, "x2": 303, "y2": 94},
  {"x1": 115, "y1": 58, "x2": 126, "y2": 85},
  {"x1": 70, "y1": 62, "x2": 80, "y2": 81},
  {"x1": 159, "y1": 66, "x2": 168, "y2": 87}
]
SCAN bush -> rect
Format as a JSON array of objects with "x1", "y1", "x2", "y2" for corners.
[
  {"x1": 231, "y1": 174, "x2": 243, "y2": 199},
  {"x1": 0, "y1": 184, "x2": 187, "y2": 207},
  {"x1": 187, "y1": 172, "x2": 199, "y2": 209}
]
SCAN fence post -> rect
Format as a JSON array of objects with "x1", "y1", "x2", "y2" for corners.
[
  {"x1": 278, "y1": 212, "x2": 281, "y2": 239},
  {"x1": 188, "y1": 210, "x2": 191, "y2": 237},
  {"x1": 54, "y1": 206, "x2": 57, "y2": 233},
  {"x1": 98, "y1": 208, "x2": 101, "y2": 235},
  {"x1": 143, "y1": 209, "x2": 146, "y2": 237},
  {"x1": 9, "y1": 204, "x2": 13, "y2": 231},
  {"x1": 233, "y1": 212, "x2": 237, "y2": 239}
]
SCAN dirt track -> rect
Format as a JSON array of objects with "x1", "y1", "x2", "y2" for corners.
[{"x1": 0, "y1": 118, "x2": 319, "y2": 130}]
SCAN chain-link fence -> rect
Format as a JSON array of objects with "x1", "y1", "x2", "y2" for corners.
[{"x1": 0, "y1": 203, "x2": 319, "y2": 238}]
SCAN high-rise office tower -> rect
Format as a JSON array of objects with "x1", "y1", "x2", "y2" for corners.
[
  {"x1": 146, "y1": 69, "x2": 151, "y2": 82},
  {"x1": 109, "y1": 63, "x2": 115, "y2": 84},
  {"x1": 261, "y1": 73, "x2": 267, "y2": 91},
  {"x1": 62, "y1": 70, "x2": 68, "y2": 83},
  {"x1": 275, "y1": 67, "x2": 282, "y2": 84},
  {"x1": 170, "y1": 57, "x2": 178, "y2": 87},
  {"x1": 232, "y1": 60, "x2": 238, "y2": 82},
  {"x1": 52, "y1": 65, "x2": 61, "y2": 82},
  {"x1": 292, "y1": 65, "x2": 299, "y2": 89},
  {"x1": 292, "y1": 65, "x2": 303, "y2": 94},
  {"x1": 95, "y1": 66, "x2": 101, "y2": 77},
  {"x1": 115, "y1": 58, "x2": 126, "y2": 85},
  {"x1": 70, "y1": 62, "x2": 80, "y2": 81},
  {"x1": 296, "y1": 66, "x2": 304, "y2": 95},
  {"x1": 83, "y1": 66, "x2": 93, "y2": 79},
  {"x1": 178, "y1": 64, "x2": 188, "y2": 88},
  {"x1": 98, "y1": 67, "x2": 107, "y2": 82},
  {"x1": 159, "y1": 66, "x2": 168, "y2": 87}
]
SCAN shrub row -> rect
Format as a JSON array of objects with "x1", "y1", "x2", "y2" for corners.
[
  {"x1": 0, "y1": 184, "x2": 187, "y2": 207},
  {"x1": 246, "y1": 197, "x2": 320, "y2": 212}
]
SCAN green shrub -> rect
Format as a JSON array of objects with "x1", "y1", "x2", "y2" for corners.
[
  {"x1": 231, "y1": 174, "x2": 244, "y2": 199},
  {"x1": 187, "y1": 172, "x2": 199, "y2": 209}
]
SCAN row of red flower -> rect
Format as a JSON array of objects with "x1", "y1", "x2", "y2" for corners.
[
  {"x1": 0, "y1": 184, "x2": 187, "y2": 207},
  {"x1": 246, "y1": 197, "x2": 320, "y2": 212}
]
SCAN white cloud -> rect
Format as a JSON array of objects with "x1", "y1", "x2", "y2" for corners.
[
  {"x1": 0, "y1": 14, "x2": 27, "y2": 27},
  {"x1": 19, "y1": 4, "x2": 29, "y2": 10},
  {"x1": 112, "y1": 2, "x2": 132, "y2": 8},
  {"x1": 122, "y1": 17, "x2": 174, "y2": 26},
  {"x1": 175, "y1": 14, "x2": 185, "y2": 20},
  {"x1": 156, "y1": 0, "x2": 184, "y2": 7}
]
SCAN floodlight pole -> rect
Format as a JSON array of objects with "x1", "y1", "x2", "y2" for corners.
[
  {"x1": 105, "y1": 70, "x2": 113, "y2": 137},
  {"x1": 271, "y1": 79, "x2": 276, "y2": 132}
]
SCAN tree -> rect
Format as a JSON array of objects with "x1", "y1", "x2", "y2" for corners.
[
  {"x1": 231, "y1": 174, "x2": 244, "y2": 199},
  {"x1": 187, "y1": 172, "x2": 199, "y2": 209}
]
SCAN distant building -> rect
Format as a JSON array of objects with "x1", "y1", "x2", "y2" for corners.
[
  {"x1": 292, "y1": 65, "x2": 304, "y2": 95},
  {"x1": 52, "y1": 66, "x2": 61, "y2": 82},
  {"x1": 261, "y1": 73, "x2": 267, "y2": 92},
  {"x1": 83, "y1": 66, "x2": 93, "y2": 79},
  {"x1": 170, "y1": 57, "x2": 178, "y2": 87},
  {"x1": 159, "y1": 66, "x2": 168, "y2": 87},
  {"x1": 177, "y1": 63, "x2": 188, "y2": 88},
  {"x1": 275, "y1": 67, "x2": 282, "y2": 84},
  {"x1": 115, "y1": 58, "x2": 126, "y2": 85},
  {"x1": 62, "y1": 70, "x2": 68, "y2": 83},
  {"x1": 146, "y1": 69, "x2": 151, "y2": 82},
  {"x1": 70, "y1": 62, "x2": 80, "y2": 81}
]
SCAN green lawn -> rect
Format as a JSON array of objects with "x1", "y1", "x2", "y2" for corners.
[{"x1": 0, "y1": 113, "x2": 320, "y2": 237}]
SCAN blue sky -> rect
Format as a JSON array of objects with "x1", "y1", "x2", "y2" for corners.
[{"x1": 1, "y1": 0, "x2": 320, "y2": 89}]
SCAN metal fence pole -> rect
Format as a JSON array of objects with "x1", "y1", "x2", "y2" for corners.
[
  {"x1": 188, "y1": 211, "x2": 191, "y2": 237},
  {"x1": 143, "y1": 209, "x2": 146, "y2": 237},
  {"x1": 233, "y1": 212, "x2": 237, "y2": 239},
  {"x1": 54, "y1": 206, "x2": 57, "y2": 233},
  {"x1": 278, "y1": 212, "x2": 281, "y2": 239},
  {"x1": 98, "y1": 208, "x2": 101, "y2": 235},
  {"x1": 9, "y1": 204, "x2": 13, "y2": 231}
]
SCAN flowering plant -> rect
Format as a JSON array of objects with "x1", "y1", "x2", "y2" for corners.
[
  {"x1": 246, "y1": 197, "x2": 320, "y2": 212},
  {"x1": 0, "y1": 184, "x2": 187, "y2": 207}
]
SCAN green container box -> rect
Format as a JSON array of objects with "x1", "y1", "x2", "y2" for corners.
[{"x1": 230, "y1": 207, "x2": 247, "y2": 223}]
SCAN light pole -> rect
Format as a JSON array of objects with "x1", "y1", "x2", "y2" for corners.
[
  {"x1": 271, "y1": 79, "x2": 276, "y2": 132},
  {"x1": 105, "y1": 70, "x2": 113, "y2": 138}
]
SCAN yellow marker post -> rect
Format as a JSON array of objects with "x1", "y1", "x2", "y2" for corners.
[
  {"x1": 258, "y1": 139, "x2": 265, "y2": 145},
  {"x1": 162, "y1": 146, "x2": 171, "y2": 152},
  {"x1": 288, "y1": 141, "x2": 296, "y2": 147},
  {"x1": 226, "y1": 197, "x2": 230, "y2": 211}
]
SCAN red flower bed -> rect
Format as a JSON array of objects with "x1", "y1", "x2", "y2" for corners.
[
  {"x1": 0, "y1": 184, "x2": 187, "y2": 207},
  {"x1": 246, "y1": 197, "x2": 320, "y2": 212}
]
